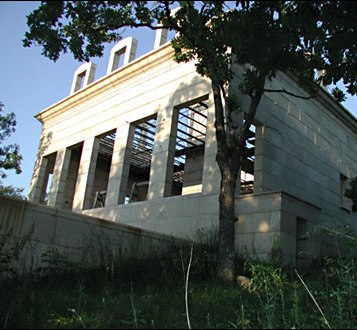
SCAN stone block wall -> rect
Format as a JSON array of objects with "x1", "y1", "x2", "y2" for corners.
[
  {"x1": 26, "y1": 36, "x2": 357, "y2": 267},
  {"x1": 0, "y1": 195, "x2": 187, "y2": 275}
]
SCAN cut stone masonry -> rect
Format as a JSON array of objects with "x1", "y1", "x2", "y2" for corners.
[{"x1": 28, "y1": 27, "x2": 357, "y2": 265}]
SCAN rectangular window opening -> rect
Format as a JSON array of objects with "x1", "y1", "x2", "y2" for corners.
[
  {"x1": 91, "y1": 130, "x2": 116, "y2": 208},
  {"x1": 170, "y1": 100, "x2": 208, "y2": 196},
  {"x1": 240, "y1": 123, "x2": 256, "y2": 194},
  {"x1": 74, "y1": 71, "x2": 86, "y2": 92},
  {"x1": 125, "y1": 115, "x2": 157, "y2": 204},
  {"x1": 63, "y1": 143, "x2": 83, "y2": 210},
  {"x1": 112, "y1": 47, "x2": 127, "y2": 71},
  {"x1": 40, "y1": 152, "x2": 57, "y2": 205}
]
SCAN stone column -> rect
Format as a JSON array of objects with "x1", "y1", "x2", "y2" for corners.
[
  {"x1": 28, "y1": 156, "x2": 48, "y2": 202},
  {"x1": 106, "y1": 122, "x2": 134, "y2": 205},
  {"x1": 154, "y1": 27, "x2": 168, "y2": 49},
  {"x1": 72, "y1": 136, "x2": 100, "y2": 211},
  {"x1": 253, "y1": 125, "x2": 266, "y2": 193},
  {"x1": 47, "y1": 147, "x2": 72, "y2": 208},
  {"x1": 147, "y1": 104, "x2": 178, "y2": 200},
  {"x1": 201, "y1": 97, "x2": 220, "y2": 194}
]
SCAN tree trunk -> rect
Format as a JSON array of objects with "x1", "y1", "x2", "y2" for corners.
[
  {"x1": 211, "y1": 74, "x2": 265, "y2": 282},
  {"x1": 211, "y1": 79, "x2": 240, "y2": 282},
  {"x1": 217, "y1": 163, "x2": 238, "y2": 282}
]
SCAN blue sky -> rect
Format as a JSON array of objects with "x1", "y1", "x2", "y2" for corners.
[{"x1": 1, "y1": 1, "x2": 356, "y2": 196}]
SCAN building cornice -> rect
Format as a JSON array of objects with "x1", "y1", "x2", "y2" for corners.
[
  {"x1": 35, "y1": 42, "x2": 175, "y2": 124},
  {"x1": 36, "y1": 43, "x2": 357, "y2": 136}
]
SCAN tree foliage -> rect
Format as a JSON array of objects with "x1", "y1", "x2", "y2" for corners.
[
  {"x1": 23, "y1": 1, "x2": 357, "y2": 281},
  {"x1": 0, "y1": 102, "x2": 22, "y2": 180},
  {"x1": 23, "y1": 1, "x2": 357, "y2": 100},
  {"x1": 0, "y1": 184, "x2": 25, "y2": 200},
  {"x1": 0, "y1": 102, "x2": 23, "y2": 198}
]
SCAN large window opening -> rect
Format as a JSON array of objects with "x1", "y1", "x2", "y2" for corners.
[
  {"x1": 73, "y1": 71, "x2": 86, "y2": 92},
  {"x1": 40, "y1": 152, "x2": 57, "y2": 205},
  {"x1": 170, "y1": 99, "x2": 208, "y2": 196},
  {"x1": 240, "y1": 124, "x2": 256, "y2": 194},
  {"x1": 91, "y1": 131, "x2": 116, "y2": 208},
  {"x1": 125, "y1": 115, "x2": 157, "y2": 203},
  {"x1": 63, "y1": 143, "x2": 83, "y2": 210}
]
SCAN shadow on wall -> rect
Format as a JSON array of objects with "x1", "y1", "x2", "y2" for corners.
[
  {"x1": 0, "y1": 195, "x2": 191, "y2": 276},
  {"x1": 28, "y1": 131, "x2": 53, "y2": 201}
]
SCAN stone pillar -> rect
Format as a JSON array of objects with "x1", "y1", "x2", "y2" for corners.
[
  {"x1": 28, "y1": 156, "x2": 48, "y2": 202},
  {"x1": 147, "y1": 104, "x2": 178, "y2": 200},
  {"x1": 106, "y1": 123, "x2": 134, "y2": 205},
  {"x1": 253, "y1": 125, "x2": 266, "y2": 193},
  {"x1": 47, "y1": 147, "x2": 72, "y2": 208},
  {"x1": 154, "y1": 27, "x2": 168, "y2": 49},
  {"x1": 201, "y1": 97, "x2": 220, "y2": 194},
  {"x1": 72, "y1": 136, "x2": 100, "y2": 211}
]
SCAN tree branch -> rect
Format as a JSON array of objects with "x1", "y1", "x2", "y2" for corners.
[
  {"x1": 212, "y1": 80, "x2": 228, "y2": 159},
  {"x1": 239, "y1": 73, "x2": 266, "y2": 156},
  {"x1": 93, "y1": 22, "x2": 166, "y2": 31},
  {"x1": 163, "y1": 1, "x2": 180, "y2": 31},
  {"x1": 262, "y1": 88, "x2": 315, "y2": 100}
]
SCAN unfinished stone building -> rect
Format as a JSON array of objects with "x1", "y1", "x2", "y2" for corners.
[{"x1": 28, "y1": 29, "x2": 357, "y2": 265}]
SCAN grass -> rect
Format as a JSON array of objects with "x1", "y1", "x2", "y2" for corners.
[{"x1": 1, "y1": 230, "x2": 357, "y2": 328}]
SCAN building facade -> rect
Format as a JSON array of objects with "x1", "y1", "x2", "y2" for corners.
[{"x1": 28, "y1": 30, "x2": 357, "y2": 264}]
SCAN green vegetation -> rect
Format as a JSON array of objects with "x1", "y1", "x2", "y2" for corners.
[
  {"x1": 0, "y1": 101, "x2": 24, "y2": 199},
  {"x1": 1, "y1": 228, "x2": 357, "y2": 329}
]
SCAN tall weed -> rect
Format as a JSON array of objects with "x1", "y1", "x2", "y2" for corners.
[
  {"x1": 2, "y1": 224, "x2": 357, "y2": 328},
  {"x1": 0, "y1": 225, "x2": 33, "y2": 277}
]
